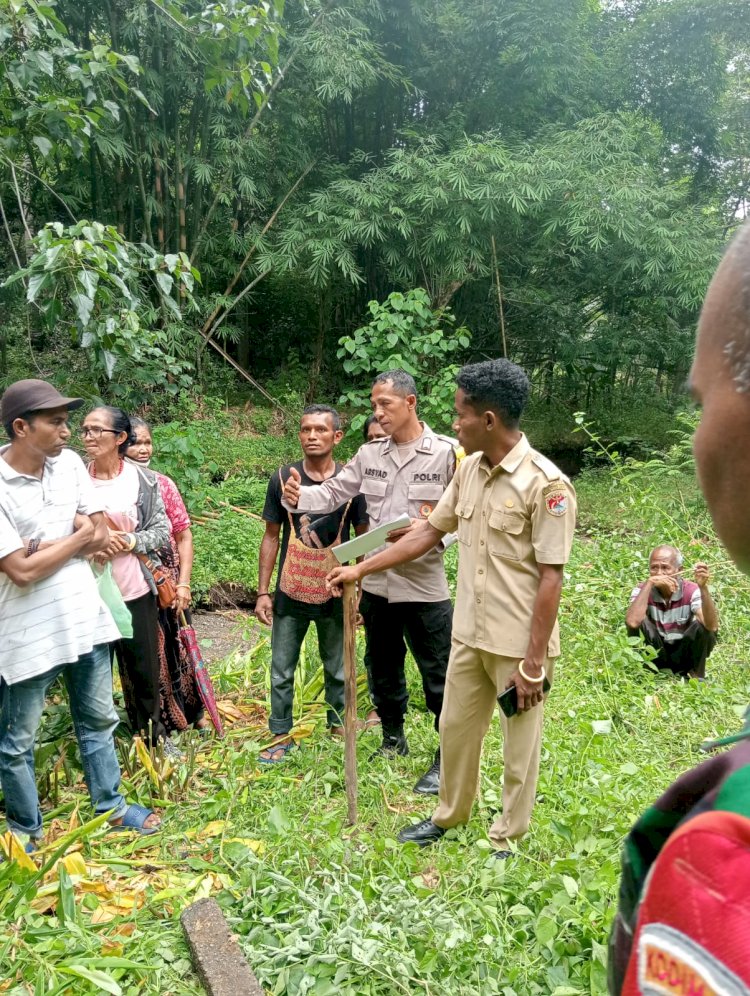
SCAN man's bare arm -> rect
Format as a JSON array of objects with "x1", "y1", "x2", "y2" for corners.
[
  {"x1": 255, "y1": 521, "x2": 280, "y2": 626},
  {"x1": 693, "y1": 562, "x2": 718, "y2": 632},
  {"x1": 326, "y1": 521, "x2": 444, "y2": 591},
  {"x1": 508, "y1": 563, "x2": 565, "y2": 712},
  {"x1": 625, "y1": 581, "x2": 653, "y2": 629},
  {"x1": 0, "y1": 516, "x2": 95, "y2": 587}
]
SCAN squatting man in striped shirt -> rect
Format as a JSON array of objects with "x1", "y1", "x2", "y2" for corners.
[
  {"x1": 0, "y1": 379, "x2": 161, "y2": 852},
  {"x1": 625, "y1": 544, "x2": 719, "y2": 680}
]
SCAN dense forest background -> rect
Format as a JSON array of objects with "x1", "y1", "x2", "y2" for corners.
[{"x1": 1, "y1": 0, "x2": 749, "y2": 438}]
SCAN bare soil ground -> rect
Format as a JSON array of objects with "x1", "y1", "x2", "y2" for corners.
[{"x1": 191, "y1": 609, "x2": 255, "y2": 663}]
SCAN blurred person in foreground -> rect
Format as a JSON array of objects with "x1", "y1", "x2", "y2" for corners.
[
  {"x1": 608, "y1": 224, "x2": 750, "y2": 993},
  {"x1": 0, "y1": 380, "x2": 160, "y2": 847},
  {"x1": 127, "y1": 418, "x2": 210, "y2": 734},
  {"x1": 327, "y1": 359, "x2": 576, "y2": 857},
  {"x1": 626, "y1": 544, "x2": 718, "y2": 679}
]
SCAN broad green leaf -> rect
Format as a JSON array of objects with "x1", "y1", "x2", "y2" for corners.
[
  {"x1": 57, "y1": 865, "x2": 76, "y2": 925},
  {"x1": 26, "y1": 272, "x2": 49, "y2": 303},
  {"x1": 32, "y1": 136, "x2": 53, "y2": 157},
  {"x1": 155, "y1": 272, "x2": 174, "y2": 297},
  {"x1": 59, "y1": 966, "x2": 122, "y2": 996},
  {"x1": 71, "y1": 292, "x2": 94, "y2": 327}
]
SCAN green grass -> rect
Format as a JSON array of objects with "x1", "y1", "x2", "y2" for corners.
[{"x1": 2, "y1": 439, "x2": 749, "y2": 995}]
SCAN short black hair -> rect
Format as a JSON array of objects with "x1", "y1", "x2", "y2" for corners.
[
  {"x1": 4, "y1": 409, "x2": 40, "y2": 440},
  {"x1": 372, "y1": 369, "x2": 418, "y2": 399},
  {"x1": 95, "y1": 405, "x2": 136, "y2": 454},
  {"x1": 301, "y1": 404, "x2": 341, "y2": 431},
  {"x1": 456, "y1": 359, "x2": 530, "y2": 428},
  {"x1": 363, "y1": 414, "x2": 380, "y2": 441}
]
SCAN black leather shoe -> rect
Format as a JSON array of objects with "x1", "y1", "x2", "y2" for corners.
[
  {"x1": 492, "y1": 849, "x2": 514, "y2": 860},
  {"x1": 413, "y1": 748, "x2": 440, "y2": 795},
  {"x1": 397, "y1": 819, "x2": 447, "y2": 847},
  {"x1": 370, "y1": 732, "x2": 409, "y2": 760}
]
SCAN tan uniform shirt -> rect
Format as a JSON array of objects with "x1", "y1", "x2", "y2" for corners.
[
  {"x1": 428, "y1": 434, "x2": 576, "y2": 657},
  {"x1": 291, "y1": 423, "x2": 456, "y2": 602}
]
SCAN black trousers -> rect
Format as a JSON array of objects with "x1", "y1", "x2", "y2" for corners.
[
  {"x1": 112, "y1": 592, "x2": 165, "y2": 741},
  {"x1": 629, "y1": 616, "x2": 717, "y2": 679},
  {"x1": 359, "y1": 591, "x2": 452, "y2": 733}
]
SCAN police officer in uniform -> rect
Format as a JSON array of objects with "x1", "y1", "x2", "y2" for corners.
[
  {"x1": 327, "y1": 359, "x2": 576, "y2": 858},
  {"x1": 283, "y1": 369, "x2": 457, "y2": 794}
]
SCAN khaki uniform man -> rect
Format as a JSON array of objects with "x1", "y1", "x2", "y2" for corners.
[{"x1": 327, "y1": 358, "x2": 576, "y2": 857}]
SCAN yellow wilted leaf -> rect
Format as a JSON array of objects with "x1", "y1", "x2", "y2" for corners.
[
  {"x1": 216, "y1": 701, "x2": 246, "y2": 721},
  {"x1": 225, "y1": 838, "x2": 264, "y2": 855},
  {"x1": 90, "y1": 905, "x2": 120, "y2": 925},
  {"x1": 196, "y1": 820, "x2": 226, "y2": 840},
  {"x1": 57, "y1": 852, "x2": 88, "y2": 878},
  {"x1": 0, "y1": 831, "x2": 36, "y2": 872},
  {"x1": 134, "y1": 736, "x2": 160, "y2": 788},
  {"x1": 291, "y1": 722, "x2": 315, "y2": 740},
  {"x1": 101, "y1": 939, "x2": 124, "y2": 957},
  {"x1": 107, "y1": 893, "x2": 142, "y2": 911},
  {"x1": 30, "y1": 892, "x2": 59, "y2": 914},
  {"x1": 79, "y1": 880, "x2": 117, "y2": 897}
]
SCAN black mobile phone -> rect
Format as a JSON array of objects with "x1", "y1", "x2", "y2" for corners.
[{"x1": 497, "y1": 677, "x2": 551, "y2": 718}]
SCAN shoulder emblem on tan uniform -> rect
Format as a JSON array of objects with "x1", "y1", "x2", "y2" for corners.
[{"x1": 542, "y1": 480, "x2": 569, "y2": 516}]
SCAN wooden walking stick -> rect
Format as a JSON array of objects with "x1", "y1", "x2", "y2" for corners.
[
  {"x1": 343, "y1": 580, "x2": 358, "y2": 825},
  {"x1": 332, "y1": 514, "x2": 411, "y2": 827}
]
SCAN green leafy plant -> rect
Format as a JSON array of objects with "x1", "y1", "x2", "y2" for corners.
[
  {"x1": 3, "y1": 221, "x2": 200, "y2": 393},
  {"x1": 337, "y1": 289, "x2": 471, "y2": 434}
]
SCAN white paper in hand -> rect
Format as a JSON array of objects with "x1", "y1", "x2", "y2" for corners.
[{"x1": 333, "y1": 515, "x2": 412, "y2": 564}]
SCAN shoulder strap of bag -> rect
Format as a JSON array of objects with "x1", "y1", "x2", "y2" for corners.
[{"x1": 278, "y1": 466, "x2": 297, "y2": 532}]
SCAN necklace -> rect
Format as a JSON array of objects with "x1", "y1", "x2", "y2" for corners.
[{"x1": 90, "y1": 458, "x2": 124, "y2": 480}]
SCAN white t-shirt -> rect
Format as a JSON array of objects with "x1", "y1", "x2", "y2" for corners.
[{"x1": 0, "y1": 447, "x2": 119, "y2": 684}]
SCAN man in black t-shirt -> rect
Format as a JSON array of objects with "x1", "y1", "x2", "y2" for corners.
[{"x1": 255, "y1": 405, "x2": 368, "y2": 762}]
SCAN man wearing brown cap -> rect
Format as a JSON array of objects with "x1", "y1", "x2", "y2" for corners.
[{"x1": 0, "y1": 380, "x2": 160, "y2": 851}]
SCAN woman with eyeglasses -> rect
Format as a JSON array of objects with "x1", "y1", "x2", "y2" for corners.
[
  {"x1": 126, "y1": 417, "x2": 210, "y2": 735},
  {"x1": 80, "y1": 407, "x2": 172, "y2": 750}
]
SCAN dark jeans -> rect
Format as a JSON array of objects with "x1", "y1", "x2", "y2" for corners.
[
  {"x1": 629, "y1": 616, "x2": 717, "y2": 679},
  {"x1": 359, "y1": 592, "x2": 452, "y2": 733},
  {"x1": 112, "y1": 592, "x2": 164, "y2": 741},
  {"x1": 269, "y1": 612, "x2": 345, "y2": 734}
]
